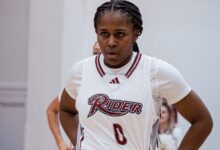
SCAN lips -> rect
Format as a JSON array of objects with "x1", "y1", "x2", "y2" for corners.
[
  {"x1": 108, "y1": 52, "x2": 117, "y2": 55},
  {"x1": 106, "y1": 52, "x2": 119, "y2": 59},
  {"x1": 105, "y1": 47, "x2": 118, "y2": 53}
]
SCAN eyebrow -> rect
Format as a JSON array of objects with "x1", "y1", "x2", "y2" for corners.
[{"x1": 97, "y1": 28, "x2": 128, "y2": 32}]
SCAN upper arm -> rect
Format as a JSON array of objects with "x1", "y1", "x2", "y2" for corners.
[
  {"x1": 65, "y1": 61, "x2": 83, "y2": 99},
  {"x1": 173, "y1": 90, "x2": 212, "y2": 125},
  {"x1": 47, "y1": 96, "x2": 60, "y2": 114},
  {"x1": 60, "y1": 89, "x2": 78, "y2": 115},
  {"x1": 60, "y1": 61, "x2": 83, "y2": 115}
]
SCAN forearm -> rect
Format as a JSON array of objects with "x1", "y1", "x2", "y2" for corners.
[
  {"x1": 47, "y1": 111, "x2": 64, "y2": 146},
  {"x1": 173, "y1": 90, "x2": 213, "y2": 150},
  {"x1": 60, "y1": 110, "x2": 79, "y2": 146},
  {"x1": 178, "y1": 118, "x2": 212, "y2": 150}
]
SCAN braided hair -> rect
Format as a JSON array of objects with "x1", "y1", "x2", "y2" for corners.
[{"x1": 94, "y1": 0, "x2": 143, "y2": 52}]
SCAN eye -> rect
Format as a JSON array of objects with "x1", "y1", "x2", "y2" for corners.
[
  {"x1": 115, "y1": 32, "x2": 126, "y2": 38},
  {"x1": 99, "y1": 32, "x2": 109, "y2": 37}
]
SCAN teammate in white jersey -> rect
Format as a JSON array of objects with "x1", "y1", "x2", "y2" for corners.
[{"x1": 59, "y1": 1, "x2": 213, "y2": 150}]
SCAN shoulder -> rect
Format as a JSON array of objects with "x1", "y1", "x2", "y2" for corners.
[
  {"x1": 65, "y1": 56, "x2": 95, "y2": 99},
  {"x1": 147, "y1": 56, "x2": 179, "y2": 75},
  {"x1": 147, "y1": 55, "x2": 186, "y2": 83},
  {"x1": 139, "y1": 54, "x2": 157, "y2": 73},
  {"x1": 139, "y1": 54, "x2": 169, "y2": 71},
  {"x1": 68, "y1": 56, "x2": 96, "y2": 76},
  {"x1": 139, "y1": 53, "x2": 155, "y2": 63},
  {"x1": 148, "y1": 56, "x2": 191, "y2": 104},
  {"x1": 66, "y1": 56, "x2": 96, "y2": 87},
  {"x1": 140, "y1": 55, "x2": 172, "y2": 80}
]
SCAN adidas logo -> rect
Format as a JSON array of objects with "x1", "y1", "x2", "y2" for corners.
[{"x1": 109, "y1": 77, "x2": 120, "y2": 84}]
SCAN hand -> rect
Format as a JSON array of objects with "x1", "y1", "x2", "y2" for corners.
[
  {"x1": 58, "y1": 142, "x2": 71, "y2": 150},
  {"x1": 70, "y1": 147, "x2": 76, "y2": 150},
  {"x1": 68, "y1": 146, "x2": 76, "y2": 150}
]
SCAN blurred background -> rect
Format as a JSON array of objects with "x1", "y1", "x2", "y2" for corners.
[{"x1": 0, "y1": 0, "x2": 219, "y2": 149}]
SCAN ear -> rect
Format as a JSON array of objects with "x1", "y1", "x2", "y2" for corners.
[{"x1": 133, "y1": 30, "x2": 140, "y2": 41}]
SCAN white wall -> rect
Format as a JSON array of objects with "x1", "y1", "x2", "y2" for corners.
[
  {"x1": 60, "y1": 0, "x2": 86, "y2": 87},
  {"x1": 24, "y1": 0, "x2": 64, "y2": 149},
  {"x1": 0, "y1": 0, "x2": 28, "y2": 149},
  {"x1": 0, "y1": 0, "x2": 28, "y2": 82}
]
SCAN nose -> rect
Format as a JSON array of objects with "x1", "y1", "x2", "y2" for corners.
[{"x1": 107, "y1": 36, "x2": 117, "y2": 47}]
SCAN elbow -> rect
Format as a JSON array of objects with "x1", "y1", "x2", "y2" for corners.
[
  {"x1": 201, "y1": 117, "x2": 213, "y2": 141},
  {"x1": 205, "y1": 115, "x2": 213, "y2": 135},
  {"x1": 46, "y1": 106, "x2": 51, "y2": 117},
  {"x1": 46, "y1": 105, "x2": 56, "y2": 116},
  {"x1": 194, "y1": 114, "x2": 213, "y2": 136},
  {"x1": 203, "y1": 111, "x2": 213, "y2": 136}
]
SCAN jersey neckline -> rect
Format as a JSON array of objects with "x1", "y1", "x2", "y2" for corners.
[{"x1": 95, "y1": 52, "x2": 142, "y2": 78}]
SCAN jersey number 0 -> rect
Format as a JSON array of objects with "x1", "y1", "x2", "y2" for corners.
[{"x1": 113, "y1": 123, "x2": 127, "y2": 145}]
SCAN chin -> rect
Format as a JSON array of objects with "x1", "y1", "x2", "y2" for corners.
[
  {"x1": 160, "y1": 120, "x2": 166, "y2": 124},
  {"x1": 106, "y1": 60, "x2": 121, "y2": 68}
]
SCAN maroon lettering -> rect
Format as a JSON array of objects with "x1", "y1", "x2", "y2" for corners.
[
  {"x1": 106, "y1": 99, "x2": 113, "y2": 109},
  {"x1": 131, "y1": 103, "x2": 142, "y2": 114},
  {"x1": 88, "y1": 94, "x2": 108, "y2": 117},
  {"x1": 112, "y1": 101, "x2": 123, "y2": 110},
  {"x1": 121, "y1": 102, "x2": 133, "y2": 112},
  {"x1": 87, "y1": 94, "x2": 143, "y2": 117}
]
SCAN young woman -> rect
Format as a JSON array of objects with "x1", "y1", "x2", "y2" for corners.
[
  {"x1": 159, "y1": 100, "x2": 182, "y2": 150},
  {"x1": 59, "y1": 1, "x2": 213, "y2": 150},
  {"x1": 92, "y1": 41, "x2": 101, "y2": 55}
]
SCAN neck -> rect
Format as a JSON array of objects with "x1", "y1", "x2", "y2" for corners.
[
  {"x1": 159, "y1": 122, "x2": 170, "y2": 133},
  {"x1": 104, "y1": 52, "x2": 133, "y2": 68}
]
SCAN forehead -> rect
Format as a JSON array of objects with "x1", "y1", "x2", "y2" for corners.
[
  {"x1": 96, "y1": 10, "x2": 133, "y2": 30},
  {"x1": 161, "y1": 106, "x2": 168, "y2": 111}
]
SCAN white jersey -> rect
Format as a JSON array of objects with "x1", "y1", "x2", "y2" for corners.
[
  {"x1": 159, "y1": 126, "x2": 183, "y2": 150},
  {"x1": 65, "y1": 52, "x2": 191, "y2": 150}
]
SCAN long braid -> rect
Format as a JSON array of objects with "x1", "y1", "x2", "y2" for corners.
[{"x1": 94, "y1": 0, "x2": 143, "y2": 52}]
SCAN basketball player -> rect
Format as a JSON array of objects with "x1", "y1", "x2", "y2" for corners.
[
  {"x1": 46, "y1": 41, "x2": 101, "y2": 150},
  {"x1": 159, "y1": 100, "x2": 182, "y2": 150},
  {"x1": 59, "y1": 1, "x2": 213, "y2": 150},
  {"x1": 92, "y1": 41, "x2": 101, "y2": 55}
]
